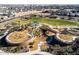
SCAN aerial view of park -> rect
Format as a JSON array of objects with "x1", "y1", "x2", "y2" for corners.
[{"x1": 0, "y1": 4, "x2": 79, "y2": 55}]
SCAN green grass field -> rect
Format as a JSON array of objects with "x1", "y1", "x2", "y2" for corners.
[
  {"x1": 12, "y1": 17, "x2": 79, "y2": 26},
  {"x1": 29, "y1": 17, "x2": 79, "y2": 26}
]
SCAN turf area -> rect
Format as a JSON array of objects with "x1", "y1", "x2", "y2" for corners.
[{"x1": 12, "y1": 17, "x2": 79, "y2": 26}]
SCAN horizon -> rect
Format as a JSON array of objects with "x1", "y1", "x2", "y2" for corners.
[
  {"x1": 0, "y1": 4, "x2": 79, "y2": 5},
  {"x1": 0, "y1": 0, "x2": 79, "y2": 4}
]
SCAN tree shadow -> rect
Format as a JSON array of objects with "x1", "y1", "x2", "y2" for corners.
[
  {"x1": 46, "y1": 35, "x2": 68, "y2": 46},
  {"x1": 0, "y1": 36, "x2": 19, "y2": 47}
]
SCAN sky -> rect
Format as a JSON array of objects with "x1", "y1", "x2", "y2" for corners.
[{"x1": 0, "y1": 0, "x2": 79, "y2": 4}]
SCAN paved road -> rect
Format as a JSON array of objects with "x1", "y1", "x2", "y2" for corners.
[
  {"x1": 0, "y1": 11, "x2": 42, "y2": 23},
  {"x1": 0, "y1": 27, "x2": 13, "y2": 39},
  {"x1": 0, "y1": 16, "x2": 20, "y2": 23}
]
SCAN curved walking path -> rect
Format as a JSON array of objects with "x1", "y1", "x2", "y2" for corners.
[
  {"x1": 0, "y1": 27, "x2": 13, "y2": 39},
  {"x1": 23, "y1": 42, "x2": 52, "y2": 55}
]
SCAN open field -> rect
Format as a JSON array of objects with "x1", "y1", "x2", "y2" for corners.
[
  {"x1": 12, "y1": 17, "x2": 79, "y2": 27},
  {"x1": 30, "y1": 17, "x2": 79, "y2": 26},
  {"x1": 0, "y1": 17, "x2": 78, "y2": 30}
]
